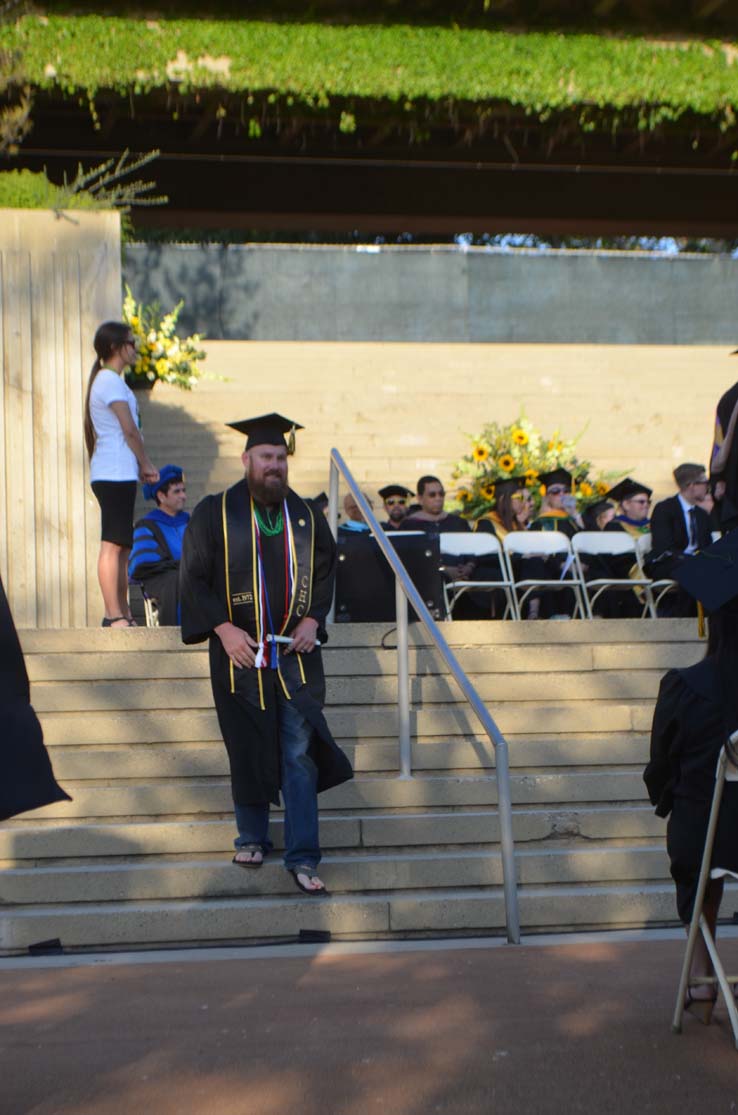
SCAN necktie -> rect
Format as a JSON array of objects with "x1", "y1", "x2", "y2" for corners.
[{"x1": 688, "y1": 507, "x2": 698, "y2": 549}]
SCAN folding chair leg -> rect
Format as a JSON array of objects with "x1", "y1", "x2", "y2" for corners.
[
  {"x1": 701, "y1": 923, "x2": 738, "y2": 1050},
  {"x1": 672, "y1": 750, "x2": 733, "y2": 1040}
]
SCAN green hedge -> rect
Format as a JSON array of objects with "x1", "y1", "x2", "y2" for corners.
[
  {"x1": 0, "y1": 168, "x2": 99, "y2": 209},
  {"x1": 2, "y1": 14, "x2": 738, "y2": 120}
]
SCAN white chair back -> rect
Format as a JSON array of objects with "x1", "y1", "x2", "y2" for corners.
[
  {"x1": 572, "y1": 531, "x2": 637, "y2": 557},
  {"x1": 439, "y1": 532, "x2": 503, "y2": 559},
  {"x1": 503, "y1": 530, "x2": 572, "y2": 557}
]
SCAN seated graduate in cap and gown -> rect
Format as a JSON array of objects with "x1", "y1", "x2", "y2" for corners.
[
  {"x1": 604, "y1": 478, "x2": 652, "y2": 539},
  {"x1": 645, "y1": 537, "x2": 738, "y2": 1012},
  {"x1": 179, "y1": 413, "x2": 352, "y2": 890},
  {"x1": 475, "y1": 477, "x2": 541, "y2": 618},
  {"x1": 527, "y1": 468, "x2": 581, "y2": 617},
  {"x1": 577, "y1": 497, "x2": 634, "y2": 618},
  {"x1": 378, "y1": 484, "x2": 414, "y2": 532},
  {"x1": 529, "y1": 468, "x2": 582, "y2": 537}
]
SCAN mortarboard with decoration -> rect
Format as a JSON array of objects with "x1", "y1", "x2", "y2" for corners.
[{"x1": 226, "y1": 413, "x2": 303, "y2": 454}]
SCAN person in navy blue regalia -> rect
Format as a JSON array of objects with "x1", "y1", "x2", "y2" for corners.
[
  {"x1": 128, "y1": 464, "x2": 190, "y2": 626},
  {"x1": 179, "y1": 413, "x2": 352, "y2": 897}
]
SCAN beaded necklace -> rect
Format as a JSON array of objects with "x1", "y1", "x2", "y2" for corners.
[{"x1": 253, "y1": 503, "x2": 283, "y2": 537}]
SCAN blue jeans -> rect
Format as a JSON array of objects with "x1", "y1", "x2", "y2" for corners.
[{"x1": 234, "y1": 694, "x2": 320, "y2": 870}]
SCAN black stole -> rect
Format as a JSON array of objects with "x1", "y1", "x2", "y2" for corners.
[{"x1": 222, "y1": 479, "x2": 316, "y2": 705}]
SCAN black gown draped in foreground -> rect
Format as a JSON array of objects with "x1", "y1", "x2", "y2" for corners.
[{"x1": 645, "y1": 658, "x2": 738, "y2": 921}]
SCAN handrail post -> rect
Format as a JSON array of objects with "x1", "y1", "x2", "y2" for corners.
[
  {"x1": 327, "y1": 458, "x2": 340, "y2": 623},
  {"x1": 327, "y1": 448, "x2": 520, "y2": 943},
  {"x1": 396, "y1": 577, "x2": 412, "y2": 778},
  {"x1": 494, "y1": 739, "x2": 521, "y2": 944}
]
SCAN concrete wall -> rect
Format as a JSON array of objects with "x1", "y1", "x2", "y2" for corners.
[
  {"x1": 124, "y1": 244, "x2": 738, "y2": 344},
  {"x1": 0, "y1": 209, "x2": 122, "y2": 627}
]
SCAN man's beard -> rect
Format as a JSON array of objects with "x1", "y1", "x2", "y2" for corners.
[
  {"x1": 249, "y1": 472, "x2": 289, "y2": 505},
  {"x1": 389, "y1": 507, "x2": 407, "y2": 524}
]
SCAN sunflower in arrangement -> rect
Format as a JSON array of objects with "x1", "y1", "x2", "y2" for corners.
[{"x1": 450, "y1": 414, "x2": 624, "y2": 522}]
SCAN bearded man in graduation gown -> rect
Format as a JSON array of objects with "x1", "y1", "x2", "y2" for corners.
[{"x1": 179, "y1": 413, "x2": 352, "y2": 897}]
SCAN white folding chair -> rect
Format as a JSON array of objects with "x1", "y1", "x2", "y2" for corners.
[
  {"x1": 572, "y1": 531, "x2": 653, "y2": 619},
  {"x1": 637, "y1": 532, "x2": 678, "y2": 615},
  {"x1": 672, "y1": 731, "x2": 738, "y2": 1050},
  {"x1": 502, "y1": 531, "x2": 587, "y2": 619},
  {"x1": 438, "y1": 532, "x2": 518, "y2": 620}
]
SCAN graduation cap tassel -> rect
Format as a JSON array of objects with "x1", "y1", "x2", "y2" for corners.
[
  {"x1": 287, "y1": 425, "x2": 296, "y2": 455},
  {"x1": 698, "y1": 601, "x2": 706, "y2": 639}
]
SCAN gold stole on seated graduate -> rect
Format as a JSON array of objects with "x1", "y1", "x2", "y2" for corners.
[{"x1": 221, "y1": 481, "x2": 315, "y2": 705}]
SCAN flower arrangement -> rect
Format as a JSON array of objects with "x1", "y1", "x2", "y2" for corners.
[
  {"x1": 122, "y1": 285, "x2": 206, "y2": 390},
  {"x1": 451, "y1": 415, "x2": 619, "y2": 519}
]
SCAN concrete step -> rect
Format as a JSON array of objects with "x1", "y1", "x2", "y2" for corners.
[
  {"x1": 0, "y1": 806, "x2": 665, "y2": 863},
  {"x1": 1, "y1": 882, "x2": 719, "y2": 953},
  {"x1": 43, "y1": 735, "x2": 651, "y2": 780},
  {"x1": 17, "y1": 619, "x2": 701, "y2": 653},
  {"x1": 21, "y1": 642, "x2": 702, "y2": 681},
  {"x1": 28, "y1": 672, "x2": 666, "y2": 710},
  {"x1": 25, "y1": 771, "x2": 651, "y2": 821},
  {"x1": 0, "y1": 846, "x2": 673, "y2": 905},
  {"x1": 36, "y1": 702, "x2": 655, "y2": 746}
]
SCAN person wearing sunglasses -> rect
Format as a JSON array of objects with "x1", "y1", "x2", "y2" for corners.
[
  {"x1": 378, "y1": 484, "x2": 414, "y2": 531},
  {"x1": 604, "y1": 478, "x2": 653, "y2": 538},
  {"x1": 529, "y1": 468, "x2": 581, "y2": 538}
]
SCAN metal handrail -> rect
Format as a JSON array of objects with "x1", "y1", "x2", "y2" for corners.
[{"x1": 327, "y1": 449, "x2": 520, "y2": 945}]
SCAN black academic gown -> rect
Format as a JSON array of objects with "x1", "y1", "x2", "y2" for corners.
[
  {"x1": 645, "y1": 660, "x2": 738, "y2": 922},
  {"x1": 179, "y1": 479, "x2": 353, "y2": 807},
  {"x1": 711, "y1": 381, "x2": 738, "y2": 532},
  {"x1": 0, "y1": 576, "x2": 70, "y2": 821}
]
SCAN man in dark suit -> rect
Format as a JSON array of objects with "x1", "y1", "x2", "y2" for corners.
[{"x1": 648, "y1": 463, "x2": 712, "y2": 616}]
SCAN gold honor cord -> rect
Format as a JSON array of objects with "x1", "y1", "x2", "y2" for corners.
[
  {"x1": 250, "y1": 496, "x2": 266, "y2": 712},
  {"x1": 221, "y1": 494, "x2": 235, "y2": 694}
]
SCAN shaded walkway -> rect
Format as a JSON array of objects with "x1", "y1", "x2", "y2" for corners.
[{"x1": 2, "y1": 934, "x2": 738, "y2": 1113}]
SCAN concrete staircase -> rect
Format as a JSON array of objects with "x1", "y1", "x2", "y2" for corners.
[{"x1": 0, "y1": 620, "x2": 723, "y2": 954}]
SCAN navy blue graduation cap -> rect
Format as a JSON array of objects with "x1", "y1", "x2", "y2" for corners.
[
  {"x1": 227, "y1": 413, "x2": 303, "y2": 454},
  {"x1": 674, "y1": 534, "x2": 738, "y2": 616},
  {"x1": 143, "y1": 464, "x2": 184, "y2": 502}
]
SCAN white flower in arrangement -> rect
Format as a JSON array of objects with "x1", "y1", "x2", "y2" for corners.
[{"x1": 123, "y1": 286, "x2": 207, "y2": 390}]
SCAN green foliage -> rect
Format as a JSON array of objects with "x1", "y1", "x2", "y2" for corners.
[
  {"x1": 0, "y1": 167, "x2": 98, "y2": 208},
  {"x1": 2, "y1": 14, "x2": 738, "y2": 128},
  {"x1": 0, "y1": 152, "x2": 166, "y2": 239}
]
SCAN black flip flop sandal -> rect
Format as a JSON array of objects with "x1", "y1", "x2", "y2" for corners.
[
  {"x1": 289, "y1": 866, "x2": 329, "y2": 896},
  {"x1": 232, "y1": 844, "x2": 264, "y2": 869}
]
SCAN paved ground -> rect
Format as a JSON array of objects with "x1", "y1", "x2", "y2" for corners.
[{"x1": 1, "y1": 934, "x2": 738, "y2": 1115}]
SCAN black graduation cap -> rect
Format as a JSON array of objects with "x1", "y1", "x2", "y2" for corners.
[
  {"x1": 606, "y1": 477, "x2": 652, "y2": 503},
  {"x1": 310, "y1": 491, "x2": 329, "y2": 510},
  {"x1": 493, "y1": 476, "x2": 527, "y2": 499},
  {"x1": 378, "y1": 484, "x2": 414, "y2": 500},
  {"x1": 539, "y1": 467, "x2": 572, "y2": 491},
  {"x1": 226, "y1": 413, "x2": 303, "y2": 453},
  {"x1": 581, "y1": 499, "x2": 614, "y2": 529},
  {"x1": 674, "y1": 534, "x2": 738, "y2": 614}
]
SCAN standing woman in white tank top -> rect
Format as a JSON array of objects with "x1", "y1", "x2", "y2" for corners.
[{"x1": 84, "y1": 322, "x2": 159, "y2": 627}]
